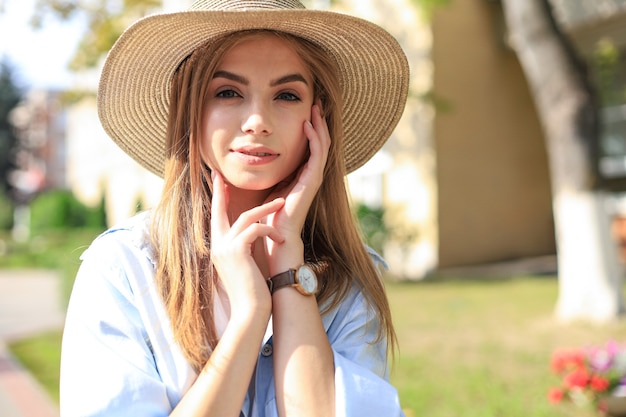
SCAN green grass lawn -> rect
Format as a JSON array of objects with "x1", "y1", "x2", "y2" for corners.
[
  {"x1": 11, "y1": 277, "x2": 626, "y2": 416},
  {"x1": 9, "y1": 330, "x2": 62, "y2": 403},
  {"x1": 3, "y1": 229, "x2": 626, "y2": 416},
  {"x1": 387, "y1": 277, "x2": 626, "y2": 417}
]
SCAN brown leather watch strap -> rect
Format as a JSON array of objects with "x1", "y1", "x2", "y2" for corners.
[{"x1": 267, "y1": 269, "x2": 297, "y2": 294}]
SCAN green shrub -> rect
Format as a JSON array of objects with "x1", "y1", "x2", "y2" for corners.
[
  {"x1": 30, "y1": 189, "x2": 106, "y2": 233},
  {"x1": 355, "y1": 203, "x2": 388, "y2": 254},
  {"x1": 0, "y1": 188, "x2": 14, "y2": 230}
]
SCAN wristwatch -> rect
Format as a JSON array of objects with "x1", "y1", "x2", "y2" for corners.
[{"x1": 267, "y1": 264, "x2": 319, "y2": 295}]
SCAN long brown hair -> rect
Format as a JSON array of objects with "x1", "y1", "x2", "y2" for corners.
[{"x1": 152, "y1": 30, "x2": 397, "y2": 372}]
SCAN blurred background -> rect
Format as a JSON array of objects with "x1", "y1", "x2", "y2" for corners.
[{"x1": 1, "y1": 0, "x2": 626, "y2": 416}]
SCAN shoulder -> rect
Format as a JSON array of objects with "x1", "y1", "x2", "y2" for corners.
[
  {"x1": 81, "y1": 211, "x2": 156, "y2": 267},
  {"x1": 365, "y1": 245, "x2": 388, "y2": 271},
  {"x1": 73, "y1": 211, "x2": 157, "y2": 301},
  {"x1": 321, "y1": 247, "x2": 387, "y2": 337},
  {"x1": 322, "y1": 245, "x2": 387, "y2": 315}
]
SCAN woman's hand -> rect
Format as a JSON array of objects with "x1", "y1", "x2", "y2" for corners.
[
  {"x1": 263, "y1": 103, "x2": 331, "y2": 273},
  {"x1": 265, "y1": 104, "x2": 335, "y2": 417},
  {"x1": 210, "y1": 171, "x2": 285, "y2": 317},
  {"x1": 171, "y1": 173, "x2": 286, "y2": 417}
]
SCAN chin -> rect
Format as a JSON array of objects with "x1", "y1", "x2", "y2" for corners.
[
  {"x1": 246, "y1": 183, "x2": 277, "y2": 192},
  {"x1": 228, "y1": 178, "x2": 279, "y2": 192}
]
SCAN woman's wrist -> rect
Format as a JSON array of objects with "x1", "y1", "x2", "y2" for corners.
[{"x1": 267, "y1": 238, "x2": 305, "y2": 276}]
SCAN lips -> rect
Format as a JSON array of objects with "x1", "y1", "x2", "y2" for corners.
[
  {"x1": 231, "y1": 145, "x2": 279, "y2": 165},
  {"x1": 240, "y1": 150, "x2": 273, "y2": 157},
  {"x1": 232, "y1": 145, "x2": 277, "y2": 157}
]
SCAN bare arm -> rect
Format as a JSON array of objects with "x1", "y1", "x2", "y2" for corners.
[
  {"x1": 266, "y1": 104, "x2": 335, "y2": 416},
  {"x1": 170, "y1": 308, "x2": 269, "y2": 417},
  {"x1": 172, "y1": 173, "x2": 285, "y2": 417},
  {"x1": 272, "y1": 272, "x2": 335, "y2": 417}
]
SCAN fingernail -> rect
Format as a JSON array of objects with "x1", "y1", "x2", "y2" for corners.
[{"x1": 211, "y1": 170, "x2": 216, "y2": 181}]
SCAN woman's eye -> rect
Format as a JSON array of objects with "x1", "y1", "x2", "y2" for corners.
[
  {"x1": 277, "y1": 92, "x2": 300, "y2": 102},
  {"x1": 216, "y1": 89, "x2": 240, "y2": 98}
]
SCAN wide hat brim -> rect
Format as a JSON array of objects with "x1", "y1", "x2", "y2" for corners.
[{"x1": 98, "y1": 8, "x2": 410, "y2": 177}]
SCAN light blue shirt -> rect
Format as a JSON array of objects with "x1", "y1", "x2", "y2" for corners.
[{"x1": 60, "y1": 212, "x2": 405, "y2": 417}]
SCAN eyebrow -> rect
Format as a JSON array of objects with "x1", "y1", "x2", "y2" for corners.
[
  {"x1": 213, "y1": 70, "x2": 248, "y2": 84},
  {"x1": 213, "y1": 70, "x2": 309, "y2": 86},
  {"x1": 271, "y1": 73, "x2": 309, "y2": 87}
]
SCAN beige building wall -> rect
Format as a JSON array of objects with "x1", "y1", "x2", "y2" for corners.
[
  {"x1": 433, "y1": 0, "x2": 556, "y2": 267},
  {"x1": 340, "y1": 0, "x2": 439, "y2": 278},
  {"x1": 65, "y1": 95, "x2": 163, "y2": 227}
]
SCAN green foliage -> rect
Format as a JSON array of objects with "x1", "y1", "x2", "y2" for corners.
[
  {"x1": 410, "y1": 0, "x2": 452, "y2": 20},
  {"x1": 32, "y1": 0, "x2": 161, "y2": 70},
  {"x1": 29, "y1": 189, "x2": 106, "y2": 233},
  {"x1": 0, "y1": 187, "x2": 14, "y2": 230},
  {"x1": 0, "y1": 228, "x2": 102, "y2": 305},
  {"x1": 355, "y1": 203, "x2": 388, "y2": 254},
  {"x1": 419, "y1": 89, "x2": 453, "y2": 113},
  {"x1": 591, "y1": 37, "x2": 624, "y2": 107},
  {"x1": 0, "y1": 58, "x2": 23, "y2": 195}
]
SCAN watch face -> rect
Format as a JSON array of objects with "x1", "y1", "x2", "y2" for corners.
[{"x1": 298, "y1": 265, "x2": 318, "y2": 294}]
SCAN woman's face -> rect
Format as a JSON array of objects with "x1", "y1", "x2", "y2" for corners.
[{"x1": 201, "y1": 34, "x2": 314, "y2": 191}]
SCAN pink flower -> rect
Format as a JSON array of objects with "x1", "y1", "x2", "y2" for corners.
[
  {"x1": 549, "y1": 341, "x2": 626, "y2": 410},
  {"x1": 547, "y1": 387, "x2": 564, "y2": 404},
  {"x1": 587, "y1": 341, "x2": 621, "y2": 373},
  {"x1": 589, "y1": 375, "x2": 610, "y2": 392},
  {"x1": 564, "y1": 368, "x2": 589, "y2": 389},
  {"x1": 551, "y1": 348, "x2": 585, "y2": 373}
]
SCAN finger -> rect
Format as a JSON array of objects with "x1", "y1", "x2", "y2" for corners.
[
  {"x1": 316, "y1": 107, "x2": 331, "y2": 158},
  {"x1": 247, "y1": 223, "x2": 285, "y2": 245},
  {"x1": 229, "y1": 198, "x2": 286, "y2": 234},
  {"x1": 310, "y1": 105, "x2": 330, "y2": 153},
  {"x1": 223, "y1": 222, "x2": 285, "y2": 254},
  {"x1": 303, "y1": 107, "x2": 330, "y2": 175},
  {"x1": 312, "y1": 102, "x2": 331, "y2": 140},
  {"x1": 228, "y1": 214, "x2": 286, "y2": 257}
]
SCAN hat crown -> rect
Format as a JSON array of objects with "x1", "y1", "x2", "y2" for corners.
[{"x1": 190, "y1": 0, "x2": 306, "y2": 11}]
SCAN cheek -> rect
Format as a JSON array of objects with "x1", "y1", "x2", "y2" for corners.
[
  {"x1": 198, "y1": 117, "x2": 218, "y2": 170},
  {"x1": 199, "y1": 105, "x2": 231, "y2": 164},
  {"x1": 292, "y1": 112, "x2": 311, "y2": 160},
  {"x1": 296, "y1": 136, "x2": 309, "y2": 161},
  {"x1": 199, "y1": 139, "x2": 214, "y2": 170},
  {"x1": 285, "y1": 131, "x2": 310, "y2": 175}
]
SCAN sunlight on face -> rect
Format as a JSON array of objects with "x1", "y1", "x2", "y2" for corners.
[{"x1": 201, "y1": 34, "x2": 315, "y2": 192}]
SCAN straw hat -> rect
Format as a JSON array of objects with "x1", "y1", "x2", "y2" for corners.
[{"x1": 98, "y1": 0, "x2": 410, "y2": 177}]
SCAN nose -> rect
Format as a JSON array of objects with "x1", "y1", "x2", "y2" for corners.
[{"x1": 241, "y1": 101, "x2": 272, "y2": 136}]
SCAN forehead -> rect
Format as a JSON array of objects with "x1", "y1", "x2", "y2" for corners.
[{"x1": 218, "y1": 33, "x2": 311, "y2": 74}]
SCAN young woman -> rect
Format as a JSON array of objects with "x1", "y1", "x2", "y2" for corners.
[{"x1": 60, "y1": 1, "x2": 410, "y2": 416}]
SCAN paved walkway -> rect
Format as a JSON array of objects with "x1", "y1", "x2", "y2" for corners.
[{"x1": 0, "y1": 269, "x2": 64, "y2": 417}]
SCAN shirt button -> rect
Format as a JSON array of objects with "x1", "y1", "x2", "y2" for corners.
[{"x1": 261, "y1": 343, "x2": 273, "y2": 357}]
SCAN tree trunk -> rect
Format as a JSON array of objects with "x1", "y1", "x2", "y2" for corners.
[{"x1": 500, "y1": 0, "x2": 624, "y2": 321}]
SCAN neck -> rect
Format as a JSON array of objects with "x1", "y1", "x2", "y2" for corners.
[{"x1": 225, "y1": 185, "x2": 273, "y2": 224}]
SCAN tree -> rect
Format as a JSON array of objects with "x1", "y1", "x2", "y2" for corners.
[
  {"x1": 0, "y1": 58, "x2": 23, "y2": 196},
  {"x1": 501, "y1": 0, "x2": 624, "y2": 321},
  {"x1": 31, "y1": 0, "x2": 161, "y2": 70}
]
